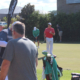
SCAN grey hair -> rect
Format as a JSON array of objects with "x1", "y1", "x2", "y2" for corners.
[{"x1": 13, "y1": 22, "x2": 25, "y2": 35}]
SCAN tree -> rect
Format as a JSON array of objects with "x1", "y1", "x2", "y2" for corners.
[
  {"x1": 3, "y1": 17, "x2": 17, "y2": 24},
  {"x1": 20, "y1": 3, "x2": 51, "y2": 40},
  {"x1": 16, "y1": 15, "x2": 21, "y2": 21},
  {"x1": 11, "y1": 17, "x2": 17, "y2": 23},
  {"x1": 20, "y1": 3, "x2": 38, "y2": 39},
  {"x1": 3, "y1": 17, "x2": 7, "y2": 22},
  {"x1": 20, "y1": 3, "x2": 35, "y2": 19}
]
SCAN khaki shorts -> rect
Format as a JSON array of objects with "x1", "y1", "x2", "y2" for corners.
[{"x1": 59, "y1": 31, "x2": 63, "y2": 36}]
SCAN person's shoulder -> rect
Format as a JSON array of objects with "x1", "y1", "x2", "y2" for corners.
[
  {"x1": 9, "y1": 38, "x2": 20, "y2": 43},
  {"x1": 51, "y1": 27, "x2": 54, "y2": 29},
  {"x1": 27, "y1": 38, "x2": 36, "y2": 47},
  {"x1": 58, "y1": 26, "x2": 60, "y2": 28},
  {"x1": 2, "y1": 28, "x2": 8, "y2": 33},
  {"x1": 7, "y1": 39, "x2": 14, "y2": 46},
  {"x1": 37, "y1": 28, "x2": 39, "y2": 30},
  {"x1": 8, "y1": 39, "x2": 15, "y2": 43},
  {"x1": 27, "y1": 38, "x2": 34, "y2": 44}
]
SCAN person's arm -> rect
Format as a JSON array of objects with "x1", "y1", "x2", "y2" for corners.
[
  {"x1": 33, "y1": 30, "x2": 36, "y2": 37},
  {"x1": 36, "y1": 50, "x2": 38, "y2": 67},
  {"x1": 36, "y1": 58, "x2": 38, "y2": 67},
  {"x1": 44, "y1": 33, "x2": 46, "y2": 41},
  {"x1": 37, "y1": 29, "x2": 40, "y2": 37},
  {"x1": 0, "y1": 40, "x2": 14, "y2": 80},
  {"x1": 0, "y1": 59, "x2": 10, "y2": 80},
  {"x1": 44, "y1": 29, "x2": 46, "y2": 41},
  {"x1": 0, "y1": 41, "x2": 7, "y2": 47},
  {"x1": 50, "y1": 32, "x2": 55, "y2": 36},
  {"x1": 57, "y1": 27, "x2": 59, "y2": 33},
  {"x1": 57, "y1": 29, "x2": 59, "y2": 33},
  {"x1": 50, "y1": 28, "x2": 55, "y2": 36}
]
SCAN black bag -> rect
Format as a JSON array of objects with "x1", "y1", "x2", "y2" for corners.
[{"x1": 71, "y1": 73, "x2": 80, "y2": 80}]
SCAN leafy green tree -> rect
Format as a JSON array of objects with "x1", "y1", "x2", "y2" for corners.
[
  {"x1": 16, "y1": 15, "x2": 21, "y2": 21},
  {"x1": 3, "y1": 17, "x2": 7, "y2": 22},
  {"x1": 20, "y1": 3, "x2": 34, "y2": 19},
  {"x1": 19, "y1": 3, "x2": 80, "y2": 42},
  {"x1": 49, "y1": 12, "x2": 80, "y2": 42},
  {"x1": 20, "y1": 3, "x2": 39, "y2": 39},
  {"x1": 38, "y1": 14, "x2": 50, "y2": 40}
]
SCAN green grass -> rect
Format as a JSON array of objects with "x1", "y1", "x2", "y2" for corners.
[{"x1": 36, "y1": 43, "x2": 80, "y2": 80}]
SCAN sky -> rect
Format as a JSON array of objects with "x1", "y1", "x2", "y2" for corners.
[{"x1": 0, "y1": 0, "x2": 57, "y2": 13}]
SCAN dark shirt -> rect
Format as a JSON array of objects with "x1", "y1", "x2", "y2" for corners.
[
  {"x1": 0, "y1": 28, "x2": 12, "y2": 60},
  {"x1": 57, "y1": 26, "x2": 62, "y2": 31},
  {"x1": 7, "y1": 28, "x2": 13, "y2": 41}
]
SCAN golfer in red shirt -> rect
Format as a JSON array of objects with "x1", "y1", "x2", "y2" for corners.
[{"x1": 44, "y1": 22, "x2": 55, "y2": 55}]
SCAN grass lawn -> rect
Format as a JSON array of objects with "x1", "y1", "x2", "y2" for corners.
[{"x1": 36, "y1": 43, "x2": 80, "y2": 80}]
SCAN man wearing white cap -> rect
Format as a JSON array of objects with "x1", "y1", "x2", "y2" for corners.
[
  {"x1": 44, "y1": 22, "x2": 55, "y2": 55},
  {"x1": 33, "y1": 27, "x2": 40, "y2": 48}
]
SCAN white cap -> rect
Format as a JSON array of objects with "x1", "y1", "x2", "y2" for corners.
[
  {"x1": 48, "y1": 22, "x2": 52, "y2": 25},
  {"x1": 34, "y1": 27, "x2": 36, "y2": 31}
]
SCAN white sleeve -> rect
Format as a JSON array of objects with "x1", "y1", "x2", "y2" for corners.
[
  {"x1": 2, "y1": 29, "x2": 8, "y2": 33},
  {"x1": 0, "y1": 41, "x2": 7, "y2": 47}
]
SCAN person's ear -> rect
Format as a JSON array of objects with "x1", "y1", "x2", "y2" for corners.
[
  {"x1": 12, "y1": 30, "x2": 15, "y2": 35},
  {"x1": 14, "y1": 30, "x2": 16, "y2": 35}
]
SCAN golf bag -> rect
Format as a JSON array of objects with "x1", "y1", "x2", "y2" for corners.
[
  {"x1": 42, "y1": 56, "x2": 63, "y2": 80},
  {"x1": 71, "y1": 73, "x2": 80, "y2": 80}
]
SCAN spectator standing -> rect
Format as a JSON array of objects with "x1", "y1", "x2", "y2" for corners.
[
  {"x1": 33, "y1": 27, "x2": 40, "y2": 48},
  {"x1": 56, "y1": 24, "x2": 63, "y2": 42},
  {"x1": 0, "y1": 22, "x2": 38, "y2": 80},
  {"x1": 0, "y1": 21, "x2": 20, "y2": 66}
]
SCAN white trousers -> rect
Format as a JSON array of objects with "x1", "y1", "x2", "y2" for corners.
[{"x1": 46, "y1": 37, "x2": 53, "y2": 55}]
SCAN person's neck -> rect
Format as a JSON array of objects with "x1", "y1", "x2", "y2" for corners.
[
  {"x1": 15, "y1": 35, "x2": 25, "y2": 39},
  {"x1": 48, "y1": 27, "x2": 51, "y2": 28}
]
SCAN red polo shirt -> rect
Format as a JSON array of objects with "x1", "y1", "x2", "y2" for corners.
[{"x1": 44, "y1": 27, "x2": 55, "y2": 38}]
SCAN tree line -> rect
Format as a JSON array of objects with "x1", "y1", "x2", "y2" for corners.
[{"x1": 3, "y1": 3, "x2": 80, "y2": 42}]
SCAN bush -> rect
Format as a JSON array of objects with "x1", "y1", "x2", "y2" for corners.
[{"x1": 51, "y1": 12, "x2": 80, "y2": 42}]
